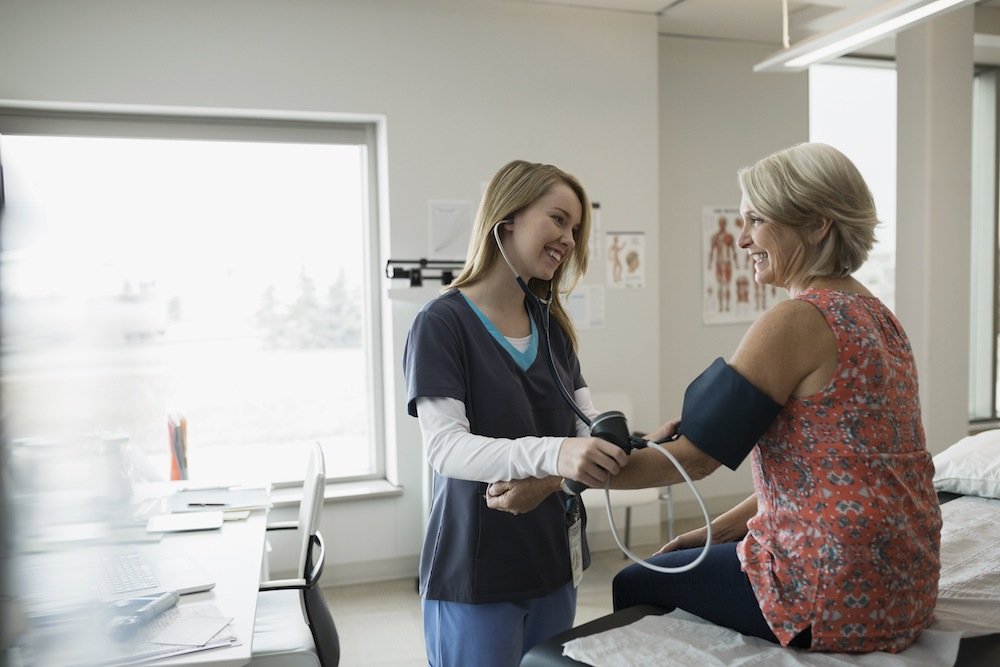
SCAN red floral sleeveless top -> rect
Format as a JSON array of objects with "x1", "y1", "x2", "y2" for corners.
[{"x1": 738, "y1": 289, "x2": 941, "y2": 653}]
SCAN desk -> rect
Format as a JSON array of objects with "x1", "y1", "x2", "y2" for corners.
[
  {"x1": 13, "y1": 487, "x2": 269, "y2": 667},
  {"x1": 152, "y1": 505, "x2": 268, "y2": 667}
]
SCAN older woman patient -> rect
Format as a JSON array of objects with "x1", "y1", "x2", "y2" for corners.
[{"x1": 488, "y1": 142, "x2": 942, "y2": 654}]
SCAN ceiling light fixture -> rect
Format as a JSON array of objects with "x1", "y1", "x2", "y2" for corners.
[{"x1": 754, "y1": 0, "x2": 978, "y2": 72}]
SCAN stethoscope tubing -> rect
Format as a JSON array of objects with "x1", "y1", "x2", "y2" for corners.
[{"x1": 492, "y1": 218, "x2": 713, "y2": 572}]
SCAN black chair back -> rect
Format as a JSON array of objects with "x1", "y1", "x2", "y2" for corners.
[{"x1": 304, "y1": 532, "x2": 340, "y2": 667}]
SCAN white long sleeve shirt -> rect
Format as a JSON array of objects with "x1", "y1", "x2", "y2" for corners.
[{"x1": 416, "y1": 387, "x2": 600, "y2": 483}]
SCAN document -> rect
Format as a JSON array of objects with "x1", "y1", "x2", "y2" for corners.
[
  {"x1": 38, "y1": 603, "x2": 238, "y2": 667},
  {"x1": 101, "y1": 604, "x2": 238, "y2": 666},
  {"x1": 149, "y1": 604, "x2": 234, "y2": 647},
  {"x1": 166, "y1": 486, "x2": 270, "y2": 513},
  {"x1": 146, "y1": 511, "x2": 224, "y2": 533}
]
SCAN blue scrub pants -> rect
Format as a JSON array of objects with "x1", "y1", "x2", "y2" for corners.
[
  {"x1": 612, "y1": 541, "x2": 811, "y2": 648},
  {"x1": 422, "y1": 582, "x2": 576, "y2": 667}
]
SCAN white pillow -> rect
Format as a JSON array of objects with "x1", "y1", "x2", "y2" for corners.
[{"x1": 933, "y1": 429, "x2": 1000, "y2": 499}]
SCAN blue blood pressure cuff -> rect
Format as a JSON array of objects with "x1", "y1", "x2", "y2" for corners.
[{"x1": 679, "y1": 357, "x2": 783, "y2": 470}]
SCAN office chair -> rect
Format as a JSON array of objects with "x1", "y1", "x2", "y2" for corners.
[{"x1": 250, "y1": 443, "x2": 340, "y2": 667}]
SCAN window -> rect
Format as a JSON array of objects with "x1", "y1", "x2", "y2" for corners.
[
  {"x1": 0, "y1": 108, "x2": 386, "y2": 485},
  {"x1": 811, "y1": 63, "x2": 1000, "y2": 425},
  {"x1": 809, "y1": 60, "x2": 898, "y2": 310},
  {"x1": 970, "y1": 68, "x2": 999, "y2": 423}
]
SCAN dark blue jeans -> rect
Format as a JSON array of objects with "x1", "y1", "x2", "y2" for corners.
[{"x1": 611, "y1": 541, "x2": 811, "y2": 649}]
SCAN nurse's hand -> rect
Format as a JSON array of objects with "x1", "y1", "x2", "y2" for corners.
[
  {"x1": 485, "y1": 477, "x2": 561, "y2": 516},
  {"x1": 557, "y1": 436, "x2": 629, "y2": 489}
]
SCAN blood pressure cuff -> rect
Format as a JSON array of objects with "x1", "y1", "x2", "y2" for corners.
[{"x1": 679, "y1": 357, "x2": 783, "y2": 470}]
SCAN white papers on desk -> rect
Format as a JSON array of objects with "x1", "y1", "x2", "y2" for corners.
[
  {"x1": 99, "y1": 603, "x2": 237, "y2": 666},
  {"x1": 146, "y1": 510, "x2": 224, "y2": 533},
  {"x1": 166, "y1": 486, "x2": 270, "y2": 513},
  {"x1": 561, "y1": 612, "x2": 961, "y2": 667},
  {"x1": 933, "y1": 495, "x2": 1000, "y2": 636},
  {"x1": 36, "y1": 603, "x2": 238, "y2": 667},
  {"x1": 149, "y1": 604, "x2": 234, "y2": 647}
]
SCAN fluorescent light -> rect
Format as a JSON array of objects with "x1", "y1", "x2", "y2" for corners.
[{"x1": 754, "y1": 0, "x2": 977, "y2": 72}]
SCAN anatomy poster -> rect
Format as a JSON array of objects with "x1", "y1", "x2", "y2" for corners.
[
  {"x1": 701, "y1": 206, "x2": 782, "y2": 324},
  {"x1": 605, "y1": 232, "x2": 645, "y2": 289}
]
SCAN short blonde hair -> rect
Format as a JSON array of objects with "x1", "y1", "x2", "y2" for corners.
[
  {"x1": 449, "y1": 160, "x2": 591, "y2": 350},
  {"x1": 738, "y1": 142, "x2": 878, "y2": 279}
]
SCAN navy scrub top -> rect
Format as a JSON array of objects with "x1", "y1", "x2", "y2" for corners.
[{"x1": 403, "y1": 289, "x2": 590, "y2": 604}]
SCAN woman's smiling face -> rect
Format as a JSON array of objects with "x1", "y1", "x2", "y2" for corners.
[
  {"x1": 506, "y1": 182, "x2": 582, "y2": 282},
  {"x1": 738, "y1": 194, "x2": 807, "y2": 290}
]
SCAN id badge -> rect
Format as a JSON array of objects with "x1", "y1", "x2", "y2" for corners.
[{"x1": 568, "y1": 515, "x2": 583, "y2": 588}]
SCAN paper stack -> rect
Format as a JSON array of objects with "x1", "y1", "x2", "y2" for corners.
[{"x1": 166, "y1": 487, "x2": 271, "y2": 514}]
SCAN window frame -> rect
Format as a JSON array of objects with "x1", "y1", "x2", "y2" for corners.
[
  {"x1": 970, "y1": 68, "x2": 1000, "y2": 427},
  {"x1": 0, "y1": 100, "x2": 391, "y2": 486}
]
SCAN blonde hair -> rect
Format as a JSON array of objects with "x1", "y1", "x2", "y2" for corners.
[
  {"x1": 737, "y1": 142, "x2": 878, "y2": 279},
  {"x1": 449, "y1": 160, "x2": 591, "y2": 350}
]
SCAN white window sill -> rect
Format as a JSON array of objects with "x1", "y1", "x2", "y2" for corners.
[{"x1": 269, "y1": 478, "x2": 404, "y2": 509}]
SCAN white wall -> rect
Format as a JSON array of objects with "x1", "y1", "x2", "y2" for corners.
[
  {"x1": 0, "y1": 0, "x2": 979, "y2": 584},
  {"x1": 0, "y1": 0, "x2": 660, "y2": 583},
  {"x1": 657, "y1": 35, "x2": 809, "y2": 516},
  {"x1": 895, "y1": 8, "x2": 975, "y2": 455}
]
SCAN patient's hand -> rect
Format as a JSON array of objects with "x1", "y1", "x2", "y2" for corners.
[
  {"x1": 654, "y1": 525, "x2": 709, "y2": 555},
  {"x1": 654, "y1": 515, "x2": 748, "y2": 555},
  {"x1": 486, "y1": 477, "x2": 560, "y2": 516}
]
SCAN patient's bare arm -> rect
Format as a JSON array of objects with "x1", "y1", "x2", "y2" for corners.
[{"x1": 485, "y1": 477, "x2": 561, "y2": 515}]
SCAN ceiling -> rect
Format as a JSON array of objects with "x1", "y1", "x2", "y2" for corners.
[{"x1": 513, "y1": 0, "x2": 1000, "y2": 64}]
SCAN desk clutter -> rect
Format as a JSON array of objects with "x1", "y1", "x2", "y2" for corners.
[
  {"x1": 65, "y1": 598, "x2": 239, "y2": 667},
  {"x1": 142, "y1": 486, "x2": 270, "y2": 533},
  {"x1": 167, "y1": 413, "x2": 188, "y2": 481},
  {"x1": 98, "y1": 601, "x2": 238, "y2": 666},
  {"x1": 165, "y1": 486, "x2": 271, "y2": 514},
  {"x1": 17, "y1": 550, "x2": 237, "y2": 666},
  {"x1": 146, "y1": 511, "x2": 225, "y2": 533},
  {"x1": 12, "y1": 480, "x2": 273, "y2": 666}
]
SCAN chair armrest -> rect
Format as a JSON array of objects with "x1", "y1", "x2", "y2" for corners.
[
  {"x1": 265, "y1": 520, "x2": 299, "y2": 532},
  {"x1": 258, "y1": 533, "x2": 326, "y2": 592},
  {"x1": 306, "y1": 532, "x2": 325, "y2": 585},
  {"x1": 259, "y1": 577, "x2": 307, "y2": 591}
]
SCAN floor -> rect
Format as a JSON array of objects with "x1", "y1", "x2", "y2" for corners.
[{"x1": 325, "y1": 540, "x2": 670, "y2": 667}]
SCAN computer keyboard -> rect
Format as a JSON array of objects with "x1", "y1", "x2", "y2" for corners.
[{"x1": 100, "y1": 551, "x2": 159, "y2": 596}]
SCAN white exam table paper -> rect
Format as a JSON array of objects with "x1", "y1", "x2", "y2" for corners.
[
  {"x1": 562, "y1": 613, "x2": 960, "y2": 667},
  {"x1": 932, "y1": 494, "x2": 1000, "y2": 636},
  {"x1": 565, "y1": 494, "x2": 1000, "y2": 667}
]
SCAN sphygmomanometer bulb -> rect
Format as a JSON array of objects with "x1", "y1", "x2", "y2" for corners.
[{"x1": 562, "y1": 410, "x2": 635, "y2": 496}]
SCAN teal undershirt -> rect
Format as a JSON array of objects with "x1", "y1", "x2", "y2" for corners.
[{"x1": 461, "y1": 293, "x2": 538, "y2": 371}]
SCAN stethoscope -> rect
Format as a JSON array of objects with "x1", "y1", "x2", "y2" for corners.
[{"x1": 492, "y1": 219, "x2": 712, "y2": 573}]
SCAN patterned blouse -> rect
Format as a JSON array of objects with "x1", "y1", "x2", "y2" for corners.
[{"x1": 738, "y1": 289, "x2": 942, "y2": 653}]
